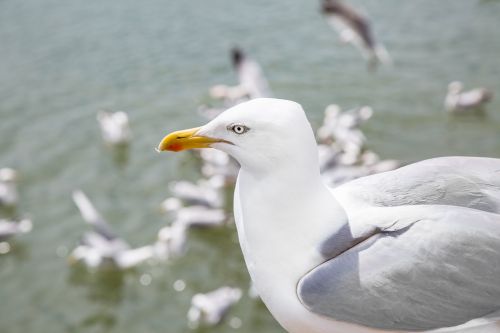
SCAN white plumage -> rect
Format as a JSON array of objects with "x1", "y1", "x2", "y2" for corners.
[
  {"x1": 70, "y1": 190, "x2": 173, "y2": 269},
  {"x1": 97, "y1": 111, "x2": 131, "y2": 146}
]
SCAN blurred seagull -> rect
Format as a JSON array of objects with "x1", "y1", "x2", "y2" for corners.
[
  {"x1": 167, "y1": 178, "x2": 224, "y2": 208},
  {"x1": 156, "y1": 222, "x2": 187, "y2": 259},
  {"x1": 0, "y1": 218, "x2": 32, "y2": 242},
  {"x1": 210, "y1": 48, "x2": 272, "y2": 102},
  {"x1": 70, "y1": 190, "x2": 163, "y2": 269},
  {"x1": 0, "y1": 168, "x2": 19, "y2": 208},
  {"x1": 445, "y1": 81, "x2": 493, "y2": 113},
  {"x1": 161, "y1": 200, "x2": 227, "y2": 228},
  {"x1": 97, "y1": 111, "x2": 131, "y2": 146},
  {"x1": 187, "y1": 287, "x2": 242, "y2": 327},
  {"x1": 199, "y1": 150, "x2": 239, "y2": 184},
  {"x1": 321, "y1": 0, "x2": 391, "y2": 68}
]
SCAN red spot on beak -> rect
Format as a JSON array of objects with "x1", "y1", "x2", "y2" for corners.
[{"x1": 168, "y1": 143, "x2": 183, "y2": 152}]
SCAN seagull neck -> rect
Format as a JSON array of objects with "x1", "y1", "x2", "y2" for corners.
[{"x1": 238, "y1": 161, "x2": 343, "y2": 227}]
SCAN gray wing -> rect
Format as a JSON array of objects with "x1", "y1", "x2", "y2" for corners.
[
  {"x1": 298, "y1": 205, "x2": 500, "y2": 331},
  {"x1": 334, "y1": 156, "x2": 500, "y2": 214}
]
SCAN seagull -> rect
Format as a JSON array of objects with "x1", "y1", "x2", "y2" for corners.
[
  {"x1": 167, "y1": 178, "x2": 224, "y2": 208},
  {"x1": 321, "y1": 0, "x2": 391, "y2": 68},
  {"x1": 70, "y1": 190, "x2": 166, "y2": 269},
  {"x1": 156, "y1": 221, "x2": 187, "y2": 260},
  {"x1": 209, "y1": 48, "x2": 272, "y2": 103},
  {"x1": 97, "y1": 111, "x2": 131, "y2": 146},
  {"x1": 0, "y1": 168, "x2": 19, "y2": 208},
  {"x1": 199, "y1": 149, "x2": 239, "y2": 183},
  {"x1": 0, "y1": 218, "x2": 32, "y2": 242},
  {"x1": 158, "y1": 98, "x2": 500, "y2": 333},
  {"x1": 187, "y1": 286, "x2": 242, "y2": 327},
  {"x1": 445, "y1": 81, "x2": 493, "y2": 113}
]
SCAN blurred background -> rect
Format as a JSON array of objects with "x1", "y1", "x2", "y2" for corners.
[{"x1": 1, "y1": 0, "x2": 500, "y2": 332}]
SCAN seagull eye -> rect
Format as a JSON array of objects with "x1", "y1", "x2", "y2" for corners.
[{"x1": 228, "y1": 124, "x2": 250, "y2": 135}]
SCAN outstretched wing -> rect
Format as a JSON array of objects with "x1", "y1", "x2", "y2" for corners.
[{"x1": 298, "y1": 205, "x2": 500, "y2": 331}]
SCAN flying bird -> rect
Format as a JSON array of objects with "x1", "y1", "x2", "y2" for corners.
[
  {"x1": 321, "y1": 0, "x2": 391, "y2": 68},
  {"x1": 158, "y1": 98, "x2": 500, "y2": 333},
  {"x1": 445, "y1": 81, "x2": 493, "y2": 113}
]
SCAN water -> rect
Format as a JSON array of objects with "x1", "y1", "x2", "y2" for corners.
[{"x1": 1, "y1": 1, "x2": 500, "y2": 332}]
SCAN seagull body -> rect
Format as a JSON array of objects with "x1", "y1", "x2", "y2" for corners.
[
  {"x1": 97, "y1": 111, "x2": 131, "y2": 146},
  {"x1": 0, "y1": 218, "x2": 32, "y2": 242},
  {"x1": 187, "y1": 286, "x2": 242, "y2": 327},
  {"x1": 0, "y1": 168, "x2": 19, "y2": 208},
  {"x1": 445, "y1": 81, "x2": 493, "y2": 113},
  {"x1": 156, "y1": 222, "x2": 187, "y2": 259},
  {"x1": 209, "y1": 48, "x2": 272, "y2": 103},
  {"x1": 158, "y1": 98, "x2": 500, "y2": 333},
  {"x1": 321, "y1": 0, "x2": 391, "y2": 68}
]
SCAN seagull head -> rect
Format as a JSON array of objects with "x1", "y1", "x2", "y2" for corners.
[
  {"x1": 157, "y1": 98, "x2": 319, "y2": 174},
  {"x1": 448, "y1": 81, "x2": 463, "y2": 94}
]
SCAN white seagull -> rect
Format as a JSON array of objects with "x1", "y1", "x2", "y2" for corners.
[
  {"x1": 445, "y1": 81, "x2": 493, "y2": 114},
  {"x1": 97, "y1": 111, "x2": 131, "y2": 146},
  {"x1": 321, "y1": 0, "x2": 391, "y2": 68},
  {"x1": 158, "y1": 98, "x2": 500, "y2": 333}
]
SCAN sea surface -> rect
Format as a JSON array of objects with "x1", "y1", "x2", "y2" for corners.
[{"x1": 1, "y1": 1, "x2": 500, "y2": 332}]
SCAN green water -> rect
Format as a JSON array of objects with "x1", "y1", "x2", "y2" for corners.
[{"x1": 1, "y1": 1, "x2": 500, "y2": 332}]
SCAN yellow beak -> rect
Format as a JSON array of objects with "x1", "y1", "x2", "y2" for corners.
[{"x1": 157, "y1": 127, "x2": 227, "y2": 152}]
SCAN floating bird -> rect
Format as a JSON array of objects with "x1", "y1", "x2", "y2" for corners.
[
  {"x1": 209, "y1": 48, "x2": 272, "y2": 103},
  {"x1": 158, "y1": 98, "x2": 500, "y2": 333},
  {"x1": 445, "y1": 81, "x2": 493, "y2": 113},
  {"x1": 321, "y1": 0, "x2": 391, "y2": 68},
  {"x1": 156, "y1": 222, "x2": 187, "y2": 260},
  {"x1": 187, "y1": 286, "x2": 242, "y2": 327},
  {"x1": 0, "y1": 218, "x2": 32, "y2": 242},
  {"x1": 161, "y1": 200, "x2": 227, "y2": 229},
  {"x1": 70, "y1": 190, "x2": 167, "y2": 269},
  {"x1": 0, "y1": 168, "x2": 19, "y2": 208},
  {"x1": 167, "y1": 178, "x2": 224, "y2": 209},
  {"x1": 97, "y1": 111, "x2": 131, "y2": 146}
]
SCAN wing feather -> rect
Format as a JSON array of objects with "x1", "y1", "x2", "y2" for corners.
[{"x1": 298, "y1": 206, "x2": 500, "y2": 331}]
